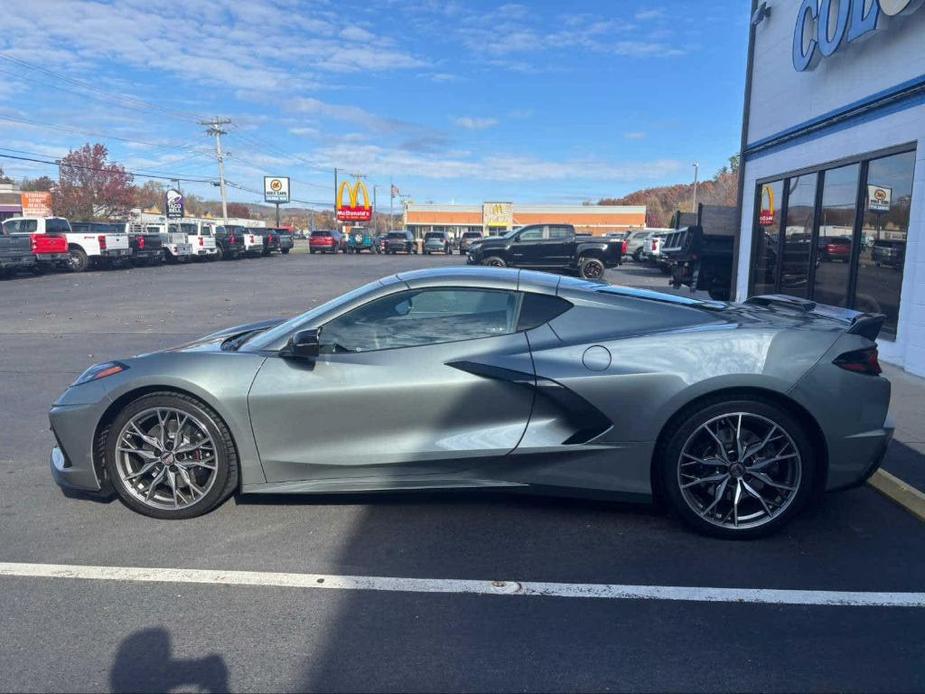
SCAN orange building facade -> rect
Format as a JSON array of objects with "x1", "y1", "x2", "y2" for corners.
[{"x1": 403, "y1": 202, "x2": 646, "y2": 238}]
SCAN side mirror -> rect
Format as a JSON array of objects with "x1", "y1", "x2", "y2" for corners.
[{"x1": 283, "y1": 329, "x2": 320, "y2": 360}]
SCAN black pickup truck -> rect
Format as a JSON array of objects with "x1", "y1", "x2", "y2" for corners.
[
  {"x1": 661, "y1": 205, "x2": 737, "y2": 300},
  {"x1": 0, "y1": 224, "x2": 35, "y2": 275},
  {"x1": 465, "y1": 223, "x2": 623, "y2": 279}
]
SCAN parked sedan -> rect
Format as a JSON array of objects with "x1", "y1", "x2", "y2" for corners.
[
  {"x1": 49, "y1": 269, "x2": 892, "y2": 538},
  {"x1": 818, "y1": 236, "x2": 852, "y2": 262}
]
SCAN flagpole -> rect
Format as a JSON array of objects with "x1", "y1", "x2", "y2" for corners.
[{"x1": 390, "y1": 177, "x2": 394, "y2": 231}]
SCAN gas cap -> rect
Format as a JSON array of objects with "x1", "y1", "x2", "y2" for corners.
[{"x1": 582, "y1": 345, "x2": 611, "y2": 372}]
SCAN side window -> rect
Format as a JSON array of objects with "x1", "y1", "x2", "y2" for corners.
[
  {"x1": 3, "y1": 220, "x2": 19, "y2": 234},
  {"x1": 320, "y1": 288, "x2": 520, "y2": 353},
  {"x1": 547, "y1": 226, "x2": 570, "y2": 240},
  {"x1": 23, "y1": 220, "x2": 38, "y2": 233},
  {"x1": 518, "y1": 226, "x2": 544, "y2": 242},
  {"x1": 516, "y1": 293, "x2": 572, "y2": 330}
]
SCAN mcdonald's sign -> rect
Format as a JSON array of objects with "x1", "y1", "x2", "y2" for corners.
[
  {"x1": 758, "y1": 184, "x2": 776, "y2": 226},
  {"x1": 336, "y1": 180, "x2": 372, "y2": 222}
]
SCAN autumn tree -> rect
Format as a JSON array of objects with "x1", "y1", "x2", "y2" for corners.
[
  {"x1": 0, "y1": 167, "x2": 12, "y2": 184},
  {"x1": 19, "y1": 175, "x2": 56, "y2": 192},
  {"x1": 133, "y1": 180, "x2": 165, "y2": 211},
  {"x1": 226, "y1": 202, "x2": 251, "y2": 219},
  {"x1": 56, "y1": 143, "x2": 134, "y2": 221}
]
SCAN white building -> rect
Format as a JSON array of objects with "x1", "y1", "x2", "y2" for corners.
[{"x1": 735, "y1": 0, "x2": 925, "y2": 376}]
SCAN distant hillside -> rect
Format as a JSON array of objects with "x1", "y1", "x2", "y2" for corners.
[{"x1": 599, "y1": 157, "x2": 739, "y2": 227}]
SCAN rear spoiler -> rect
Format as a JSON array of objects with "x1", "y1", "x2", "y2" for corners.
[{"x1": 745, "y1": 294, "x2": 886, "y2": 341}]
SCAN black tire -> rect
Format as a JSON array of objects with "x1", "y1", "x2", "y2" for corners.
[
  {"x1": 632, "y1": 248, "x2": 643, "y2": 262},
  {"x1": 281, "y1": 249, "x2": 290, "y2": 255},
  {"x1": 658, "y1": 396, "x2": 816, "y2": 539},
  {"x1": 482, "y1": 256, "x2": 506, "y2": 268},
  {"x1": 579, "y1": 256, "x2": 605, "y2": 280},
  {"x1": 104, "y1": 392, "x2": 239, "y2": 520},
  {"x1": 68, "y1": 246, "x2": 89, "y2": 273}
]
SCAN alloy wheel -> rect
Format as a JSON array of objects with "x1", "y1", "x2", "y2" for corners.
[
  {"x1": 677, "y1": 412, "x2": 802, "y2": 530},
  {"x1": 114, "y1": 407, "x2": 219, "y2": 510}
]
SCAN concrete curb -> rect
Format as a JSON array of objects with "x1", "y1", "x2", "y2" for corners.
[{"x1": 868, "y1": 469, "x2": 925, "y2": 522}]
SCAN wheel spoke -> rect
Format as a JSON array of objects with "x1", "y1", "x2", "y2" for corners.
[
  {"x1": 124, "y1": 460, "x2": 159, "y2": 481},
  {"x1": 681, "y1": 453, "x2": 728, "y2": 468},
  {"x1": 733, "y1": 479, "x2": 743, "y2": 527},
  {"x1": 748, "y1": 453, "x2": 798, "y2": 472},
  {"x1": 177, "y1": 466, "x2": 204, "y2": 499},
  {"x1": 129, "y1": 422, "x2": 162, "y2": 451},
  {"x1": 742, "y1": 424, "x2": 779, "y2": 460},
  {"x1": 741, "y1": 479, "x2": 773, "y2": 517},
  {"x1": 699, "y1": 476, "x2": 729, "y2": 518},
  {"x1": 117, "y1": 445, "x2": 158, "y2": 461},
  {"x1": 735, "y1": 414, "x2": 744, "y2": 462},
  {"x1": 145, "y1": 468, "x2": 166, "y2": 501},
  {"x1": 749, "y1": 470, "x2": 797, "y2": 491},
  {"x1": 681, "y1": 472, "x2": 728, "y2": 489}
]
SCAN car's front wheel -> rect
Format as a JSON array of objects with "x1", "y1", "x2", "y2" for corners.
[
  {"x1": 104, "y1": 392, "x2": 239, "y2": 519},
  {"x1": 658, "y1": 397, "x2": 815, "y2": 539}
]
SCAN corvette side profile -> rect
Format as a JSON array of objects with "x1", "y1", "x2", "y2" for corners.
[{"x1": 49, "y1": 267, "x2": 893, "y2": 537}]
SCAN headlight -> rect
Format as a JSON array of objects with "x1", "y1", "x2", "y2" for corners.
[{"x1": 72, "y1": 361, "x2": 128, "y2": 386}]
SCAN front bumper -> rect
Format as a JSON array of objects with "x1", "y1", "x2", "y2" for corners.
[{"x1": 49, "y1": 398, "x2": 110, "y2": 493}]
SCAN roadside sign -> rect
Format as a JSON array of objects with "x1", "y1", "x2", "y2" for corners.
[
  {"x1": 867, "y1": 185, "x2": 892, "y2": 213},
  {"x1": 165, "y1": 188, "x2": 184, "y2": 219},
  {"x1": 20, "y1": 192, "x2": 52, "y2": 217},
  {"x1": 264, "y1": 177, "x2": 290, "y2": 204}
]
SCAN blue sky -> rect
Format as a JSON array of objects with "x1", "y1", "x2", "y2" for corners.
[{"x1": 0, "y1": 0, "x2": 750, "y2": 209}]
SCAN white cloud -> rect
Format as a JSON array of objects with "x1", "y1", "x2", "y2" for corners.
[
  {"x1": 613, "y1": 41, "x2": 684, "y2": 57},
  {"x1": 635, "y1": 9, "x2": 666, "y2": 21},
  {"x1": 454, "y1": 116, "x2": 499, "y2": 130},
  {"x1": 624, "y1": 131, "x2": 646, "y2": 140}
]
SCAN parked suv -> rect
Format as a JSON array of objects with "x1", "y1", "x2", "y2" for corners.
[
  {"x1": 871, "y1": 239, "x2": 905, "y2": 270},
  {"x1": 423, "y1": 231, "x2": 451, "y2": 254},
  {"x1": 384, "y1": 230, "x2": 416, "y2": 254},
  {"x1": 309, "y1": 230, "x2": 345, "y2": 254},
  {"x1": 270, "y1": 228, "x2": 294, "y2": 255},
  {"x1": 3, "y1": 217, "x2": 69, "y2": 272},
  {"x1": 818, "y1": 235, "x2": 852, "y2": 262},
  {"x1": 458, "y1": 231, "x2": 484, "y2": 255},
  {"x1": 346, "y1": 227, "x2": 377, "y2": 254}
]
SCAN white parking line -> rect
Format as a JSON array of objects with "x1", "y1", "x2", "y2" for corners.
[{"x1": 1, "y1": 561, "x2": 923, "y2": 608}]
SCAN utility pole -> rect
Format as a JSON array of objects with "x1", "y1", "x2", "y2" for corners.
[
  {"x1": 372, "y1": 184, "x2": 379, "y2": 234},
  {"x1": 390, "y1": 177, "x2": 394, "y2": 232},
  {"x1": 201, "y1": 117, "x2": 231, "y2": 221},
  {"x1": 691, "y1": 162, "x2": 700, "y2": 214}
]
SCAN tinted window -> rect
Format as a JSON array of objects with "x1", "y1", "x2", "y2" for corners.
[
  {"x1": 2, "y1": 220, "x2": 18, "y2": 234},
  {"x1": 812, "y1": 164, "x2": 858, "y2": 307},
  {"x1": 518, "y1": 227, "x2": 544, "y2": 241},
  {"x1": 856, "y1": 150, "x2": 915, "y2": 340},
  {"x1": 547, "y1": 226, "x2": 571, "y2": 240},
  {"x1": 45, "y1": 218, "x2": 71, "y2": 233},
  {"x1": 21, "y1": 219, "x2": 38, "y2": 233},
  {"x1": 425, "y1": 232, "x2": 444, "y2": 239},
  {"x1": 516, "y1": 293, "x2": 572, "y2": 330},
  {"x1": 782, "y1": 173, "x2": 817, "y2": 298},
  {"x1": 320, "y1": 288, "x2": 519, "y2": 353},
  {"x1": 751, "y1": 180, "x2": 783, "y2": 295},
  {"x1": 387, "y1": 232, "x2": 406, "y2": 239},
  {"x1": 463, "y1": 232, "x2": 482, "y2": 239}
]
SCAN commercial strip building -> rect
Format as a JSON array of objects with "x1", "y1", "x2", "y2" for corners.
[
  {"x1": 404, "y1": 202, "x2": 646, "y2": 238},
  {"x1": 735, "y1": 0, "x2": 925, "y2": 376}
]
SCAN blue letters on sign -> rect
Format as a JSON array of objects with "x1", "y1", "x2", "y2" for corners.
[{"x1": 793, "y1": 0, "x2": 921, "y2": 70}]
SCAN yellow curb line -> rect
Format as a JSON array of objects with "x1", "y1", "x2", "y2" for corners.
[{"x1": 868, "y1": 469, "x2": 925, "y2": 522}]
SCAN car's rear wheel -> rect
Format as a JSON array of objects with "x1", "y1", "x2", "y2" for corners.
[
  {"x1": 104, "y1": 393, "x2": 239, "y2": 519},
  {"x1": 482, "y1": 256, "x2": 506, "y2": 268},
  {"x1": 579, "y1": 256, "x2": 605, "y2": 279},
  {"x1": 68, "y1": 247, "x2": 89, "y2": 273},
  {"x1": 659, "y1": 398, "x2": 815, "y2": 539}
]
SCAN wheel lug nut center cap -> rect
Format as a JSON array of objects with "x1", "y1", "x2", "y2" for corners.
[{"x1": 730, "y1": 463, "x2": 745, "y2": 478}]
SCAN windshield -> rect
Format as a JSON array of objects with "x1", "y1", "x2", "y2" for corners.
[
  {"x1": 424, "y1": 232, "x2": 444, "y2": 239},
  {"x1": 387, "y1": 232, "x2": 406, "y2": 238},
  {"x1": 179, "y1": 224, "x2": 196, "y2": 233},
  {"x1": 242, "y1": 279, "x2": 388, "y2": 350}
]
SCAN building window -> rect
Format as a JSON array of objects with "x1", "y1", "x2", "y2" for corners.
[
  {"x1": 749, "y1": 146, "x2": 916, "y2": 341},
  {"x1": 813, "y1": 163, "x2": 859, "y2": 307},
  {"x1": 750, "y1": 179, "x2": 783, "y2": 295},
  {"x1": 783, "y1": 173, "x2": 817, "y2": 298},
  {"x1": 856, "y1": 150, "x2": 916, "y2": 340}
]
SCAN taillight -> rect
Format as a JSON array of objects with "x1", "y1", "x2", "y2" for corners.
[
  {"x1": 621, "y1": 240, "x2": 628, "y2": 255},
  {"x1": 229, "y1": 233, "x2": 237, "y2": 243},
  {"x1": 138, "y1": 236, "x2": 145, "y2": 250},
  {"x1": 834, "y1": 347, "x2": 882, "y2": 376},
  {"x1": 98, "y1": 235, "x2": 107, "y2": 250},
  {"x1": 651, "y1": 239, "x2": 658, "y2": 251},
  {"x1": 30, "y1": 234, "x2": 38, "y2": 253},
  {"x1": 199, "y1": 237, "x2": 204, "y2": 246}
]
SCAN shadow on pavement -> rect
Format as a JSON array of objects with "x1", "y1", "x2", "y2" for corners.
[
  {"x1": 110, "y1": 627, "x2": 229, "y2": 693},
  {"x1": 882, "y1": 440, "x2": 925, "y2": 491}
]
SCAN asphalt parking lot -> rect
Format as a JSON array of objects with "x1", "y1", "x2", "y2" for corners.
[{"x1": 1, "y1": 248, "x2": 923, "y2": 692}]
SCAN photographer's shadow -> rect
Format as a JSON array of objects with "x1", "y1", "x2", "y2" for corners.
[{"x1": 110, "y1": 627, "x2": 229, "y2": 693}]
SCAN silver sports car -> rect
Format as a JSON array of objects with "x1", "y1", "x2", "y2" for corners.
[{"x1": 50, "y1": 267, "x2": 893, "y2": 537}]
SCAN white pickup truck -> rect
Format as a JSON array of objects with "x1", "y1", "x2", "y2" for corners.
[
  {"x1": 164, "y1": 222, "x2": 194, "y2": 263},
  {"x1": 240, "y1": 227, "x2": 265, "y2": 256},
  {"x1": 9, "y1": 217, "x2": 131, "y2": 272},
  {"x1": 183, "y1": 220, "x2": 218, "y2": 260}
]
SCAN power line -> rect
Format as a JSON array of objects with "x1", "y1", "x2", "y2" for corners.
[{"x1": 0, "y1": 149, "x2": 215, "y2": 183}]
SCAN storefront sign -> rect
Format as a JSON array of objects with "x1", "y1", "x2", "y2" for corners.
[
  {"x1": 165, "y1": 188, "x2": 184, "y2": 219},
  {"x1": 20, "y1": 192, "x2": 52, "y2": 217},
  {"x1": 867, "y1": 184, "x2": 892, "y2": 212},
  {"x1": 483, "y1": 202, "x2": 513, "y2": 228},
  {"x1": 264, "y1": 176, "x2": 290, "y2": 204},
  {"x1": 336, "y1": 180, "x2": 372, "y2": 222},
  {"x1": 759, "y1": 185, "x2": 776, "y2": 226},
  {"x1": 793, "y1": 0, "x2": 924, "y2": 71}
]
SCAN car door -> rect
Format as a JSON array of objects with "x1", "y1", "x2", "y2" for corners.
[
  {"x1": 248, "y1": 287, "x2": 536, "y2": 483},
  {"x1": 509, "y1": 226, "x2": 547, "y2": 266}
]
